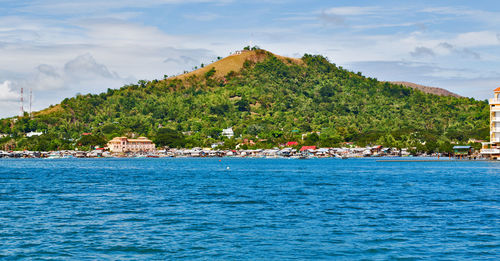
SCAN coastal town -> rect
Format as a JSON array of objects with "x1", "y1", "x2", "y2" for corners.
[
  {"x1": 0, "y1": 133, "x2": 484, "y2": 160},
  {"x1": 0, "y1": 144, "x2": 481, "y2": 159},
  {"x1": 0, "y1": 88, "x2": 498, "y2": 160}
]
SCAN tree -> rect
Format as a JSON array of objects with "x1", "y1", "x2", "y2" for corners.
[
  {"x1": 205, "y1": 67, "x2": 216, "y2": 79},
  {"x1": 235, "y1": 98, "x2": 250, "y2": 112},
  {"x1": 154, "y1": 128, "x2": 186, "y2": 148},
  {"x1": 304, "y1": 133, "x2": 319, "y2": 145},
  {"x1": 78, "y1": 134, "x2": 107, "y2": 149}
]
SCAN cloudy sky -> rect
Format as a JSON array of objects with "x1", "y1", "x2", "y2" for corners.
[{"x1": 1, "y1": 0, "x2": 499, "y2": 117}]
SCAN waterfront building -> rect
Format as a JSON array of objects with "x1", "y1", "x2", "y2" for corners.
[
  {"x1": 481, "y1": 87, "x2": 500, "y2": 159},
  {"x1": 107, "y1": 137, "x2": 156, "y2": 153},
  {"x1": 453, "y1": 145, "x2": 473, "y2": 157}
]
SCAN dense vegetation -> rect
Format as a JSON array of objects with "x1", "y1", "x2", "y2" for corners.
[{"x1": 0, "y1": 50, "x2": 490, "y2": 152}]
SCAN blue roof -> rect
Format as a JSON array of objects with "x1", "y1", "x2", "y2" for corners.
[{"x1": 453, "y1": 146, "x2": 472, "y2": 149}]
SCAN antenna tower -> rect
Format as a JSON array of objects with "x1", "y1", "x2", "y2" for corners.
[
  {"x1": 29, "y1": 88, "x2": 32, "y2": 118},
  {"x1": 20, "y1": 87, "x2": 24, "y2": 117}
]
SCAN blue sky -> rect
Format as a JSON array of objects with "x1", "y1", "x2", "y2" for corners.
[{"x1": 0, "y1": 0, "x2": 499, "y2": 117}]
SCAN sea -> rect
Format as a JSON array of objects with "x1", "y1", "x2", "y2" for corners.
[{"x1": 0, "y1": 158, "x2": 499, "y2": 260}]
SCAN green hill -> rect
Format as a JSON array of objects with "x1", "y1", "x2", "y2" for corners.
[{"x1": 0, "y1": 49, "x2": 490, "y2": 152}]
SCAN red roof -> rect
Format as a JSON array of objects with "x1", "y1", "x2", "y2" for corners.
[
  {"x1": 82, "y1": 132, "x2": 92, "y2": 136},
  {"x1": 495, "y1": 87, "x2": 500, "y2": 92},
  {"x1": 300, "y1": 146, "x2": 317, "y2": 151},
  {"x1": 286, "y1": 141, "x2": 298, "y2": 146}
]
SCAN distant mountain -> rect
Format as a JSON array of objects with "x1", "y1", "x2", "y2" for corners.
[
  {"x1": 389, "y1": 81, "x2": 462, "y2": 98},
  {"x1": 0, "y1": 48, "x2": 489, "y2": 151}
]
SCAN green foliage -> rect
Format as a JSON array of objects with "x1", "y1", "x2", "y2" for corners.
[
  {"x1": 154, "y1": 128, "x2": 186, "y2": 148},
  {"x1": 235, "y1": 98, "x2": 250, "y2": 112},
  {"x1": 78, "y1": 134, "x2": 107, "y2": 148},
  {"x1": 0, "y1": 51, "x2": 490, "y2": 152},
  {"x1": 304, "y1": 133, "x2": 319, "y2": 146},
  {"x1": 204, "y1": 67, "x2": 216, "y2": 79}
]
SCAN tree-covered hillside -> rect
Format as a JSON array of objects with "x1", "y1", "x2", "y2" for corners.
[{"x1": 0, "y1": 49, "x2": 490, "y2": 152}]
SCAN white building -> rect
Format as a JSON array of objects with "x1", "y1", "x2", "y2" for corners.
[
  {"x1": 221, "y1": 127, "x2": 234, "y2": 139},
  {"x1": 26, "y1": 131, "x2": 43, "y2": 137},
  {"x1": 481, "y1": 87, "x2": 500, "y2": 159}
]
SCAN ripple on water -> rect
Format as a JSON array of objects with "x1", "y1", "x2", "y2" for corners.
[{"x1": 0, "y1": 158, "x2": 499, "y2": 260}]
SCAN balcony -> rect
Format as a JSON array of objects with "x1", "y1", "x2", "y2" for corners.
[
  {"x1": 491, "y1": 138, "x2": 500, "y2": 143},
  {"x1": 490, "y1": 99, "x2": 500, "y2": 104},
  {"x1": 492, "y1": 118, "x2": 500, "y2": 122},
  {"x1": 492, "y1": 128, "x2": 500, "y2": 132},
  {"x1": 492, "y1": 107, "x2": 500, "y2": 112},
  {"x1": 481, "y1": 149, "x2": 500, "y2": 154}
]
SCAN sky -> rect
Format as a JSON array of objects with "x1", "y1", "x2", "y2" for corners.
[{"x1": 1, "y1": 0, "x2": 499, "y2": 118}]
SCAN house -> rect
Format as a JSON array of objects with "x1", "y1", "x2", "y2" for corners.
[
  {"x1": 211, "y1": 142, "x2": 224, "y2": 148},
  {"x1": 26, "y1": 131, "x2": 43, "y2": 137},
  {"x1": 316, "y1": 148, "x2": 331, "y2": 157},
  {"x1": 286, "y1": 141, "x2": 298, "y2": 146},
  {"x1": 300, "y1": 146, "x2": 317, "y2": 152},
  {"x1": 221, "y1": 127, "x2": 234, "y2": 138},
  {"x1": 107, "y1": 137, "x2": 156, "y2": 153},
  {"x1": 278, "y1": 147, "x2": 296, "y2": 157}
]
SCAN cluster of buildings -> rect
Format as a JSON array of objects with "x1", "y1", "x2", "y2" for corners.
[
  {"x1": 1, "y1": 88, "x2": 499, "y2": 160},
  {"x1": 0, "y1": 145, "x2": 413, "y2": 159},
  {"x1": 159, "y1": 146, "x2": 406, "y2": 158}
]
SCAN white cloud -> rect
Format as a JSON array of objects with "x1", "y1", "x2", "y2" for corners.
[
  {"x1": 0, "y1": 1, "x2": 500, "y2": 117},
  {"x1": 34, "y1": 64, "x2": 65, "y2": 90},
  {"x1": 324, "y1": 6, "x2": 379, "y2": 16},
  {"x1": 346, "y1": 60, "x2": 500, "y2": 99},
  {"x1": 411, "y1": 47, "x2": 435, "y2": 58},
  {"x1": 0, "y1": 80, "x2": 19, "y2": 101},
  {"x1": 454, "y1": 31, "x2": 500, "y2": 47},
  {"x1": 64, "y1": 53, "x2": 119, "y2": 79},
  {"x1": 20, "y1": 0, "x2": 233, "y2": 15}
]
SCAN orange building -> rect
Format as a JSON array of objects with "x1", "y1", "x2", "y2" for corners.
[{"x1": 107, "y1": 137, "x2": 156, "y2": 153}]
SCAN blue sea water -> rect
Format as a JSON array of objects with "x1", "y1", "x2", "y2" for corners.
[{"x1": 0, "y1": 158, "x2": 499, "y2": 260}]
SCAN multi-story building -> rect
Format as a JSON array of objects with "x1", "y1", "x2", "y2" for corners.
[
  {"x1": 481, "y1": 87, "x2": 500, "y2": 159},
  {"x1": 107, "y1": 137, "x2": 156, "y2": 153}
]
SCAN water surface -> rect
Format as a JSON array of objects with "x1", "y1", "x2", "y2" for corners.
[{"x1": 1, "y1": 158, "x2": 499, "y2": 259}]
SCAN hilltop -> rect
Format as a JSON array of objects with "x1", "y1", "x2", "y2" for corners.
[
  {"x1": 389, "y1": 81, "x2": 462, "y2": 98},
  {"x1": 172, "y1": 49, "x2": 302, "y2": 80},
  {"x1": 0, "y1": 48, "x2": 490, "y2": 152}
]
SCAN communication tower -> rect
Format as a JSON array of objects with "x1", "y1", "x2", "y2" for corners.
[{"x1": 20, "y1": 87, "x2": 24, "y2": 117}]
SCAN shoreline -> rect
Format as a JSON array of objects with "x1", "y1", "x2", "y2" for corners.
[
  {"x1": 0, "y1": 147, "x2": 485, "y2": 160},
  {"x1": 0, "y1": 155, "x2": 494, "y2": 161}
]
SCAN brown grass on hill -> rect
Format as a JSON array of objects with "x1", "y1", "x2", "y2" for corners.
[
  {"x1": 35, "y1": 104, "x2": 63, "y2": 116},
  {"x1": 390, "y1": 81, "x2": 462, "y2": 98},
  {"x1": 170, "y1": 49, "x2": 303, "y2": 81}
]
